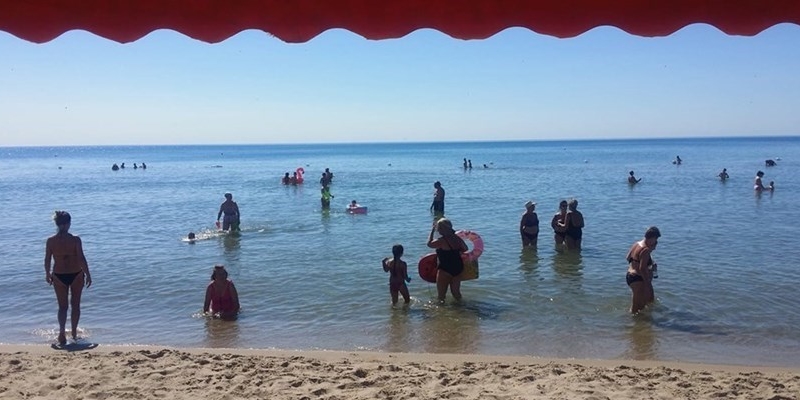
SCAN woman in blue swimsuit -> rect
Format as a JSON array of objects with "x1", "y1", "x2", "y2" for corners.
[
  {"x1": 626, "y1": 226, "x2": 660, "y2": 314},
  {"x1": 427, "y1": 218, "x2": 468, "y2": 302}
]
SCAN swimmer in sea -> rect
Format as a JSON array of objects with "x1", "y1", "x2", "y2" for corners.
[
  {"x1": 754, "y1": 171, "x2": 767, "y2": 191},
  {"x1": 628, "y1": 170, "x2": 642, "y2": 184},
  {"x1": 187, "y1": 232, "x2": 197, "y2": 242},
  {"x1": 427, "y1": 218, "x2": 468, "y2": 302},
  {"x1": 519, "y1": 201, "x2": 539, "y2": 247},
  {"x1": 718, "y1": 168, "x2": 729, "y2": 181},
  {"x1": 203, "y1": 265, "x2": 240, "y2": 320},
  {"x1": 216, "y1": 193, "x2": 240, "y2": 232},
  {"x1": 282, "y1": 172, "x2": 290, "y2": 185},
  {"x1": 551, "y1": 200, "x2": 568, "y2": 247},
  {"x1": 559, "y1": 199, "x2": 584, "y2": 251},
  {"x1": 320, "y1": 186, "x2": 333, "y2": 209},
  {"x1": 626, "y1": 226, "x2": 660, "y2": 314},
  {"x1": 430, "y1": 181, "x2": 445, "y2": 215},
  {"x1": 768, "y1": 181, "x2": 775, "y2": 191}
]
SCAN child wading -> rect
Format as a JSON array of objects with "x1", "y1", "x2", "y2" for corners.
[{"x1": 382, "y1": 244, "x2": 411, "y2": 305}]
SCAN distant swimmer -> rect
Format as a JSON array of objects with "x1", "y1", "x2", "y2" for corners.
[
  {"x1": 628, "y1": 171, "x2": 642, "y2": 184},
  {"x1": 111, "y1": 163, "x2": 119, "y2": 171},
  {"x1": 141, "y1": 163, "x2": 147, "y2": 169},
  {"x1": 559, "y1": 199, "x2": 584, "y2": 251},
  {"x1": 768, "y1": 181, "x2": 775, "y2": 191},
  {"x1": 320, "y1": 186, "x2": 333, "y2": 210},
  {"x1": 133, "y1": 163, "x2": 138, "y2": 169},
  {"x1": 120, "y1": 163, "x2": 125, "y2": 169},
  {"x1": 187, "y1": 232, "x2": 197, "y2": 243},
  {"x1": 203, "y1": 265, "x2": 240, "y2": 320},
  {"x1": 765, "y1": 159, "x2": 776, "y2": 167},
  {"x1": 430, "y1": 181, "x2": 445, "y2": 215},
  {"x1": 718, "y1": 168, "x2": 729, "y2": 181},
  {"x1": 468, "y1": 159, "x2": 473, "y2": 169},
  {"x1": 551, "y1": 200, "x2": 568, "y2": 247},
  {"x1": 463, "y1": 158, "x2": 468, "y2": 169},
  {"x1": 519, "y1": 201, "x2": 539, "y2": 247},
  {"x1": 216, "y1": 193, "x2": 241, "y2": 232},
  {"x1": 290, "y1": 172, "x2": 298, "y2": 185},
  {"x1": 281, "y1": 172, "x2": 290, "y2": 185},
  {"x1": 675, "y1": 156, "x2": 682, "y2": 165},
  {"x1": 754, "y1": 171, "x2": 767, "y2": 191}
]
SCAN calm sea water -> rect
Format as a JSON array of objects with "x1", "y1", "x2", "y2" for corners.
[{"x1": 1, "y1": 137, "x2": 799, "y2": 367}]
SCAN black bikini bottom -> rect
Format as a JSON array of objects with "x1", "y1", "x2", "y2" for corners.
[
  {"x1": 54, "y1": 272, "x2": 80, "y2": 286},
  {"x1": 626, "y1": 272, "x2": 643, "y2": 286}
]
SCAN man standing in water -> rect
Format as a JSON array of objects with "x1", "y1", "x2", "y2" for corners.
[
  {"x1": 430, "y1": 181, "x2": 445, "y2": 215},
  {"x1": 216, "y1": 193, "x2": 240, "y2": 232}
]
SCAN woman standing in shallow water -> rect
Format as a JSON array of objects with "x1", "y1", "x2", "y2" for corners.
[
  {"x1": 44, "y1": 211, "x2": 92, "y2": 345},
  {"x1": 626, "y1": 226, "x2": 660, "y2": 314}
]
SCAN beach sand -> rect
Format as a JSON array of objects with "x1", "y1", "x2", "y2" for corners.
[{"x1": 1, "y1": 345, "x2": 798, "y2": 400}]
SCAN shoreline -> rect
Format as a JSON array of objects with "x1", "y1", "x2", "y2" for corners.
[{"x1": 2, "y1": 345, "x2": 798, "y2": 399}]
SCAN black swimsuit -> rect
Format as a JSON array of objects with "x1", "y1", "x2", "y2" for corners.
[
  {"x1": 522, "y1": 213, "x2": 539, "y2": 239},
  {"x1": 626, "y1": 255, "x2": 652, "y2": 286},
  {"x1": 54, "y1": 272, "x2": 80, "y2": 286}
]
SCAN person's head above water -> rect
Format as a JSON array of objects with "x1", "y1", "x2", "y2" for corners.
[
  {"x1": 188, "y1": 232, "x2": 196, "y2": 240},
  {"x1": 434, "y1": 181, "x2": 441, "y2": 189},
  {"x1": 224, "y1": 193, "x2": 232, "y2": 200},
  {"x1": 756, "y1": 171, "x2": 765, "y2": 177},
  {"x1": 53, "y1": 210, "x2": 71, "y2": 227},
  {"x1": 524, "y1": 200, "x2": 536, "y2": 210},
  {"x1": 629, "y1": 170, "x2": 635, "y2": 176},
  {"x1": 435, "y1": 218, "x2": 455, "y2": 235},
  {"x1": 211, "y1": 264, "x2": 228, "y2": 280}
]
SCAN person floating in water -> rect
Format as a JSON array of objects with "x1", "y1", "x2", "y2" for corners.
[
  {"x1": 320, "y1": 186, "x2": 333, "y2": 210},
  {"x1": 430, "y1": 181, "x2": 445, "y2": 215},
  {"x1": 111, "y1": 163, "x2": 119, "y2": 171},
  {"x1": 187, "y1": 232, "x2": 197, "y2": 243},
  {"x1": 216, "y1": 193, "x2": 241, "y2": 232},
  {"x1": 628, "y1": 170, "x2": 642, "y2": 184},
  {"x1": 203, "y1": 265, "x2": 240, "y2": 320},
  {"x1": 718, "y1": 168, "x2": 729, "y2": 181},
  {"x1": 382, "y1": 244, "x2": 411, "y2": 305}
]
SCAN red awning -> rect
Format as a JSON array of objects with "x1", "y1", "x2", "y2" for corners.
[{"x1": 1, "y1": 1, "x2": 799, "y2": 44}]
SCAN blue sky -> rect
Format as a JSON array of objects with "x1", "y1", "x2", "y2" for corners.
[{"x1": 1, "y1": 24, "x2": 799, "y2": 146}]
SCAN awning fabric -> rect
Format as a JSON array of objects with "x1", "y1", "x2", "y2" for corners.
[{"x1": 1, "y1": 1, "x2": 799, "y2": 44}]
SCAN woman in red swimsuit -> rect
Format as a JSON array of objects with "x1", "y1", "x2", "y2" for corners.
[
  {"x1": 203, "y1": 265, "x2": 240, "y2": 320},
  {"x1": 44, "y1": 211, "x2": 92, "y2": 345}
]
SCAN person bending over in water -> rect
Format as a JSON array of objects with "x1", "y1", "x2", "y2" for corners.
[
  {"x1": 754, "y1": 171, "x2": 767, "y2": 191},
  {"x1": 216, "y1": 193, "x2": 240, "y2": 232},
  {"x1": 382, "y1": 244, "x2": 411, "y2": 305},
  {"x1": 204, "y1": 265, "x2": 240, "y2": 320},
  {"x1": 718, "y1": 168, "x2": 729, "y2": 181},
  {"x1": 44, "y1": 211, "x2": 93, "y2": 345},
  {"x1": 626, "y1": 226, "x2": 660, "y2": 314},
  {"x1": 519, "y1": 201, "x2": 539, "y2": 247},
  {"x1": 559, "y1": 199, "x2": 584, "y2": 250},
  {"x1": 628, "y1": 170, "x2": 641, "y2": 184},
  {"x1": 551, "y1": 200, "x2": 568, "y2": 247},
  {"x1": 427, "y1": 218, "x2": 468, "y2": 302}
]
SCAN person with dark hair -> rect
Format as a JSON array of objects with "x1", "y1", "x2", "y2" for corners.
[
  {"x1": 382, "y1": 244, "x2": 411, "y2": 305},
  {"x1": 551, "y1": 200, "x2": 568, "y2": 247},
  {"x1": 754, "y1": 171, "x2": 767, "y2": 191},
  {"x1": 216, "y1": 193, "x2": 240, "y2": 232},
  {"x1": 44, "y1": 211, "x2": 92, "y2": 345},
  {"x1": 203, "y1": 265, "x2": 240, "y2": 320},
  {"x1": 427, "y1": 218, "x2": 468, "y2": 302},
  {"x1": 282, "y1": 172, "x2": 291, "y2": 185},
  {"x1": 625, "y1": 226, "x2": 661, "y2": 314},
  {"x1": 718, "y1": 168, "x2": 729, "y2": 181},
  {"x1": 628, "y1": 170, "x2": 641, "y2": 184},
  {"x1": 430, "y1": 181, "x2": 445, "y2": 215},
  {"x1": 519, "y1": 201, "x2": 539, "y2": 247},
  {"x1": 559, "y1": 199, "x2": 584, "y2": 250}
]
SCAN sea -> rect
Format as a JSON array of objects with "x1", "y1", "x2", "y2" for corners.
[{"x1": 1, "y1": 137, "x2": 799, "y2": 367}]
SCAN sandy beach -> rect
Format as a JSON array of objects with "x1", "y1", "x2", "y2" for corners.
[{"x1": 1, "y1": 345, "x2": 797, "y2": 400}]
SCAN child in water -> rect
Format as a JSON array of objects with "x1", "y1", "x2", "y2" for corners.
[
  {"x1": 382, "y1": 244, "x2": 411, "y2": 305},
  {"x1": 349, "y1": 200, "x2": 360, "y2": 209},
  {"x1": 769, "y1": 181, "x2": 775, "y2": 191}
]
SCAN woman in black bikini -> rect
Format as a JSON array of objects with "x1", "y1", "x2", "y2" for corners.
[
  {"x1": 44, "y1": 211, "x2": 92, "y2": 345},
  {"x1": 625, "y1": 226, "x2": 660, "y2": 314},
  {"x1": 559, "y1": 199, "x2": 584, "y2": 250},
  {"x1": 519, "y1": 201, "x2": 539, "y2": 247},
  {"x1": 427, "y1": 218, "x2": 468, "y2": 302}
]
